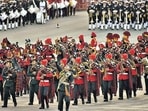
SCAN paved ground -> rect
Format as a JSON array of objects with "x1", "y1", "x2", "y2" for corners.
[{"x1": 0, "y1": 11, "x2": 148, "y2": 111}]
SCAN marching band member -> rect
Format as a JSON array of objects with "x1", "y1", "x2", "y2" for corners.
[
  {"x1": 8, "y1": 4, "x2": 16, "y2": 29},
  {"x1": 102, "y1": 53, "x2": 115, "y2": 102},
  {"x1": 39, "y1": 0, "x2": 47, "y2": 24},
  {"x1": 123, "y1": 1, "x2": 131, "y2": 30},
  {"x1": 2, "y1": 60, "x2": 17, "y2": 108},
  {"x1": 122, "y1": 31, "x2": 131, "y2": 45},
  {"x1": 86, "y1": 53, "x2": 99, "y2": 104},
  {"x1": 100, "y1": 1, "x2": 108, "y2": 30},
  {"x1": 129, "y1": 1, "x2": 136, "y2": 29},
  {"x1": 117, "y1": 53, "x2": 131, "y2": 100},
  {"x1": 36, "y1": 59, "x2": 53, "y2": 109},
  {"x1": 135, "y1": 2, "x2": 143, "y2": 30},
  {"x1": 27, "y1": 58, "x2": 39, "y2": 105},
  {"x1": 1, "y1": 6, "x2": 8, "y2": 31},
  {"x1": 141, "y1": 47, "x2": 148, "y2": 95},
  {"x1": 90, "y1": 32, "x2": 97, "y2": 48},
  {"x1": 128, "y1": 48, "x2": 137, "y2": 97},
  {"x1": 72, "y1": 57, "x2": 85, "y2": 105},
  {"x1": 96, "y1": 0, "x2": 102, "y2": 29},
  {"x1": 87, "y1": 0, "x2": 97, "y2": 30},
  {"x1": 118, "y1": 0, "x2": 124, "y2": 29},
  {"x1": 57, "y1": 58, "x2": 73, "y2": 111},
  {"x1": 111, "y1": 1, "x2": 120, "y2": 30}
]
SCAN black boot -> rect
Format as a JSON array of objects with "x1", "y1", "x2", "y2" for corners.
[
  {"x1": 93, "y1": 91, "x2": 97, "y2": 103},
  {"x1": 72, "y1": 99, "x2": 78, "y2": 105},
  {"x1": 66, "y1": 102, "x2": 70, "y2": 111}
]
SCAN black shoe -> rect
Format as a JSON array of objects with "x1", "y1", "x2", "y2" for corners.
[
  {"x1": 118, "y1": 98, "x2": 123, "y2": 100},
  {"x1": 144, "y1": 93, "x2": 148, "y2": 95},
  {"x1": 2, "y1": 105, "x2": 7, "y2": 108},
  {"x1": 86, "y1": 101, "x2": 91, "y2": 104},
  {"x1": 104, "y1": 99, "x2": 108, "y2": 102},
  {"x1": 72, "y1": 103, "x2": 77, "y2": 105},
  {"x1": 47, "y1": 104, "x2": 49, "y2": 108},
  {"x1": 39, "y1": 107, "x2": 45, "y2": 109},
  {"x1": 28, "y1": 103, "x2": 33, "y2": 105},
  {"x1": 82, "y1": 101, "x2": 85, "y2": 104},
  {"x1": 14, "y1": 102, "x2": 17, "y2": 107}
]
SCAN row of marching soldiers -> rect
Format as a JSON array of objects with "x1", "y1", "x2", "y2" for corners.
[
  {"x1": 87, "y1": 0, "x2": 148, "y2": 30},
  {"x1": 0, "y1": 31, "x2": 148, "y2": 111},
  {"x1": 0, "y1": 0, "x2": 77, "y2": 31}
]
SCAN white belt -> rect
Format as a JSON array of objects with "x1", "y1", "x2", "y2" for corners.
[
  {"x1": 122, "y1": 73, "x2": 128, "y2": 75},
  {"x1": 40, "y1": 80, "x2": 49, "y2": 82},
  {"x1": 107, "y1": 73, "x2": 113, "y2": 75},
  {"x1": 91, "y1": 73, "x2": 96, "y2": 76},
  {"x1": 131, "y1": 68, "x2": 136, "y2": 69}
]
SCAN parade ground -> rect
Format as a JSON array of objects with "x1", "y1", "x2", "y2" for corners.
[{"x1": 0, "y1": 11, "x2": 148, "y2": 111}]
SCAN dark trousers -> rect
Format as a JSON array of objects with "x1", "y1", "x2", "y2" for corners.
[
  {"x1": 103, "y1": 80, "x2": 112, "y2": 101},
  {"x1": 119, "y1": 79, "x2": 129, "y2": 99},
  {"x1": 73, "y1": 84, "x2": 84, "y2": 104},
  {"x1": 129, "y1": 76, "x2": 137, "y2": 97},
  {"x1": 0, "y1": 81, "x2": 3, "y2": 100},
  {"x1": 144, "y1": 74, "x2": 148, "y2": 94},
  {"x1": 87, "y1": 81, "x2": 97, "y2": 103},
  {"x1": 3, "y1": 86, "x2": 17, "y2": 106},
  {"x1": 39, "y1": 86, "x2": 49, "y2": 108},
  {"x1": 58, "y1": 91, "x2": 70, "y2": 111},
  {"x1": 29, "y1": 84, "x2": 39, "y2": 104},
  {"x1": 89, "y1": 16, "x2": 96, "y2": 24}
]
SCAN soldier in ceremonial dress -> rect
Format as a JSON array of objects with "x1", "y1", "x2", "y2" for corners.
[
  {"x1": 102, "y1": 53, "x2": 116, "y2": 102},
  {"x1": 72, "y1": 57, "x2": 85, "y2": 105},
  {"x1": 27, "y1": 58, "x2": 39, "y2": 105},
  {"x1": 36, "y1": 59, "x2": 53, "y2": 109},
  {"x1": 117, "y1": 53, "x2": 131, "y2": 100},
  {"x1": 57, "y1": 58, "x2": 73, "y2": 111},
  {"x1": 2, "y1": 60, "x2": 17, "y2": 108},
  {"x1": 87, "y1": 0, "x2": 97, "y2": 30},
  {"x1": 86, "y1": 53, "x2": 99, "y2": 104}
]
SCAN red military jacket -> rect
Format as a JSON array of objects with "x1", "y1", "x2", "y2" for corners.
[
  {"x1": 90, "y1": 38, "x2": 97, "y2": 48},
  {"x1": 74, "y1": 72, "x2": 85, "y2": 85},
  {"x1": 87, "y1": 69, "x2": 97, "y2": 82},
  {"x1": 36, "y1": 70, "x2": 53, "y2": 87},
  {"x1": 103, "y1": 67, "x2": 114, "y2": 81}
]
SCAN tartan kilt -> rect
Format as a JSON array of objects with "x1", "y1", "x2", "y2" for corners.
[{"x1": 15, "y1": 71, "x2": 24, "y2": 92}]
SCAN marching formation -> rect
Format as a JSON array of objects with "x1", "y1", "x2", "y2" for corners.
[
  {"x1": 87, "y1": 0, "x2": 148, "y2": 30},
  {"x1": 0, "y1": 31, "x2": 148, "y2": 111},
  {"x1": 0, "y1": 0, "x2": 77, "y2": 31}
]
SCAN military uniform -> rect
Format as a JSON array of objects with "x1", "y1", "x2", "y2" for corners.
[
  {"x1": 27, "y1": 59, "x2": 39, "y2": 105},
  {"x1": 72, "y1": 57, "x2": 85, "y2": 105},
  {"x1": 2, "y1": 60, "x2": 17, "y2": 108},
  {"x1": 118, "y1": 54, "x2": 130, "y2": 100},
  {"x1": 57, "y1": 58, "x2": 73, "y2": 111},
  {"x1": 102, "y1": 53, "x2": 115, "y2": 102},
  {"x1": 36, "y1": 59, "x2": 53, "y2": 109},
  {"x1": 87, "y1": 1, "x2": 97, "y2": 30}
]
